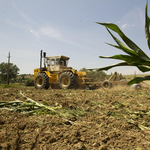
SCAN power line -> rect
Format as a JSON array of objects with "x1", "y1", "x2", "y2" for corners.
[{"x1": 0, "y1": 54, "x2": 39, "y2": 62}]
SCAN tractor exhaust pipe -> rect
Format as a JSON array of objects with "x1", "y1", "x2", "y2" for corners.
[
  {"x1": 40, "y1": 50, "x2": 43, "y2": 72},
  {"x1": 43, "y1": 52, "x2": 46, "y2": 69}
]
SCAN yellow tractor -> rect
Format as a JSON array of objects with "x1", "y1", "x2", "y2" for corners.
[{"x1": 34, "y1": 50, "x2": 94, "y2": 89}]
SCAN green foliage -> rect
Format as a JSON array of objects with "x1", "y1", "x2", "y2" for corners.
[
  {"x1": 80, "y1": 67, "x2": 106, "y2": 81},
  {"x1": 0, "y1": 62, "x2": 20, "y2": 82},
  {"x1": 20, "y1": 74, "x2": 25, "y2": 80},
  {"x1": 3, "y1": 84, "x2": 15, "y2": 88},
  {"x1": 25, "y1": 78, "x2": 34, "y2": 86},
  {"x1": 96, "y1": 0, "x2": 150, "y2": 85}
]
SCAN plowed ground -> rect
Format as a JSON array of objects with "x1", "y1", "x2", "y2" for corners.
[{"x1": 0, "y1": 86, "x2": 150, "y2": 150}]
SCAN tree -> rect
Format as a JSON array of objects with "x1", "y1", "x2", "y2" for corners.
[
  {"x1": 20, "y1": 74, "x2": 25, "y2": 80},
  {"x1": 0, "y1": 62, "x2": 20, "y2": 82},
  {"x1": 95, "y1": 0, "x2": 150, "y2": 85},
  {"x1": 80, "y1": 68, "x2": 107, "y2": 81}
]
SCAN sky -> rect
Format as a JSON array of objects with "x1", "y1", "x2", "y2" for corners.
[{"x1": 0, "y1": 0, "x2": 150, "y2": 75}]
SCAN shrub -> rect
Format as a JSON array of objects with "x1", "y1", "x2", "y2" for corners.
[{"x1": 25, "y1": 78, "x2": 34, "y2": 86}]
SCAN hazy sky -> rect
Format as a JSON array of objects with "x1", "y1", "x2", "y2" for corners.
[{"x1": 0, "y1": 0, "x2": 149, "y2": 75}]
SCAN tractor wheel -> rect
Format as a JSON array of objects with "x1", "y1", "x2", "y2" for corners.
[
  {"x1": 34, "y1": 73, "x2": 49, "y2": 89},
  {"x1": 131, "y1": 83, "x2": 142, "y2": 90},
  {"x1": 102, "y1": 80, "x2": 112, "y2": 89},
  {"x1": 58, "y1": 72, "x2": 76, "y2": 89},
  {"x1": 120, "y1": 79, "x2": 127, "y2": 86}
]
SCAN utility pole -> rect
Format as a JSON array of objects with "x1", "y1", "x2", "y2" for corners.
[{"x1": 7, "y1": 52, "x2": 10, "y2": 86}]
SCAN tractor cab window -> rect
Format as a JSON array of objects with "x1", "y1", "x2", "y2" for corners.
[
  {"x1": 60, "y1": 59, "x2": 68, "y2": 66},
  {"x1": 51, "y1": 59, "x2": 55, "y2": 66},
  {"x1": 66, "y1": 60, "x2": 68, "y2": 66},
  {"x1": 56, "y1": 58, "x2": 59, "y2": 66},
  {"x1": 47, "y1": 59, "x2": 50, "y2": 66}
]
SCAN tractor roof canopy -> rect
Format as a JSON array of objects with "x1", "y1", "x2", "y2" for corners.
[{"x1": 46, "y1": 55, "x2": 70, "y2": 60}]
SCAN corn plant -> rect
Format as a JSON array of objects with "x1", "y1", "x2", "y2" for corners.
[{"x1": 96, "y1": 1, "x2": 150, "y2": 85}]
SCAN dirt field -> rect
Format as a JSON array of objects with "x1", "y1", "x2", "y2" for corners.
[{"x1": 0, "y1": 85, "x2": 150, "y2": 150}]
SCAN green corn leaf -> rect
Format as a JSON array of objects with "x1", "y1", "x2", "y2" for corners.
[
  {"x1": 96, "y1": 59, "x2": 150, "y2": 72},
  {"x1": 99, "y1": 55, "x2": 139, "y2": 64},
  {"x1": 106, "y1": 43, "x2": 138, "y2": 57},
  {"x1": 145, "y1": 0, "x2": 150, "y2": 49},
  {"x1": 105, "y1": 28, "x2": 138, "y2": 57},
  {"x1": 100, "y1": 54, "x2": 150, "y2": 66},
  {"x1": 96, "y1": 22, "x2": 149, "y2": 60},
  {"x1": 128, "y1": 75, "x2": 150, "y2": 85},
  {"x1": 96, "y1": 61, "x2": 129, "y2": 71},
  {"x1": 94, "y1": 1, "x2": 150, "y2": 85},
  {"x1": 136, "y1": 65, "x2": 150, "y2": 72}
]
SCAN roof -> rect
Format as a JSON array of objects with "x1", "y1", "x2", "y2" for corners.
[{"x1": 46, "y1": 55, "x2": 70, "y2": 60}]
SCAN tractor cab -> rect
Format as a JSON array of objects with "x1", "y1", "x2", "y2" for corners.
[{"x1": 46, "y1": 55, "x2": 72, "y2": 73}]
